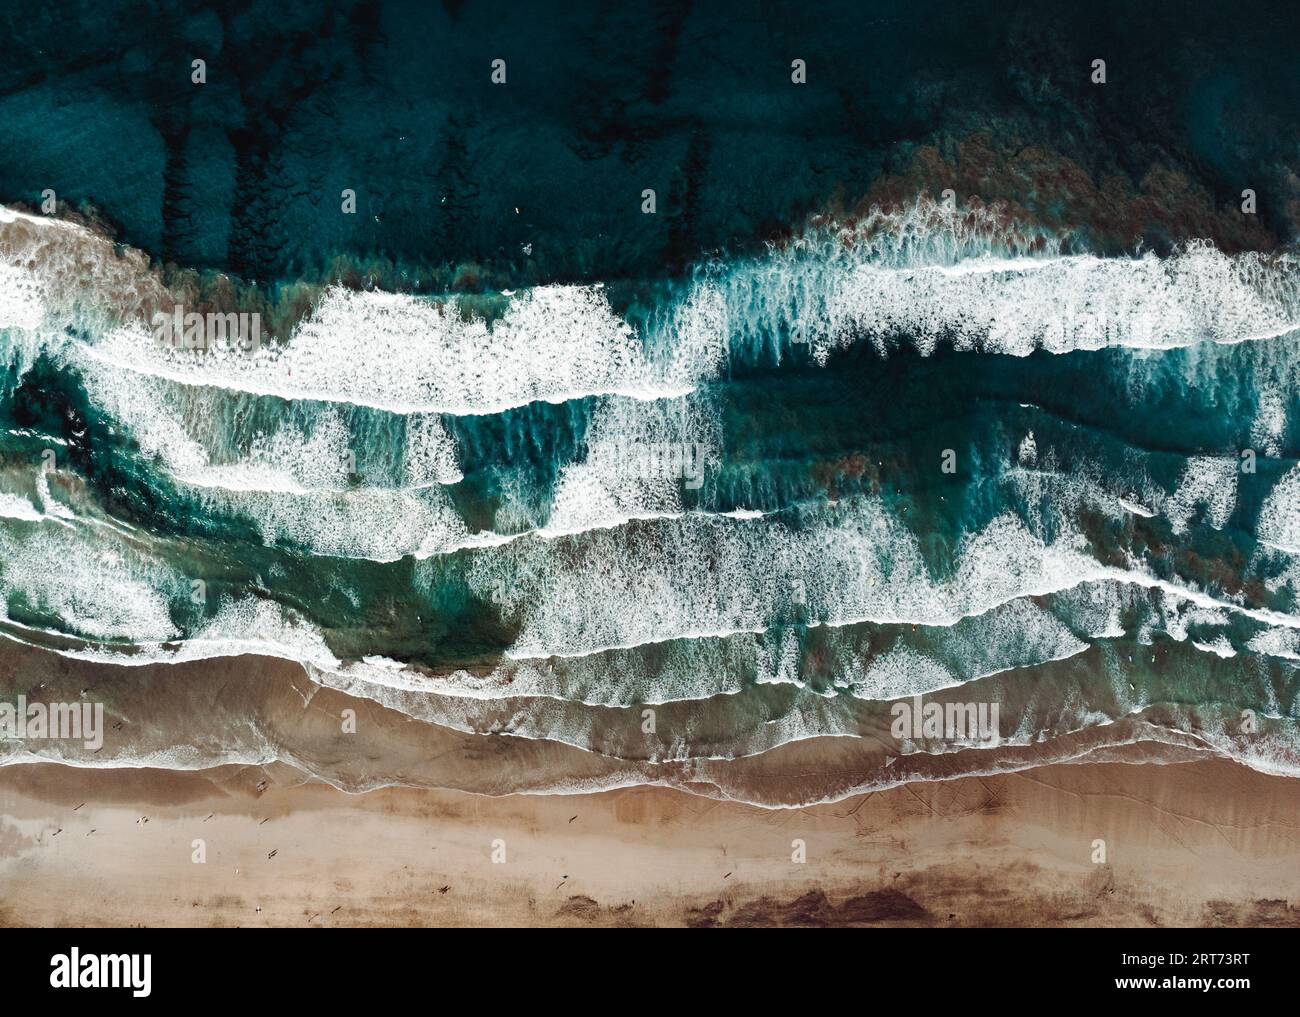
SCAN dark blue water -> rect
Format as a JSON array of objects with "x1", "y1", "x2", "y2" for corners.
[{"x1": 1, "y1": 0, "x2": 1297, "y2": 288}]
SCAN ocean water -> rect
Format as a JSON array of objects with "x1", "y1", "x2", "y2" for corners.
[{"x1": 0, "y1": 0, "x2": 1298, "y2": 804}]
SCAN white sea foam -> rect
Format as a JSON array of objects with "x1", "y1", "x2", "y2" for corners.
[
  {"x1": 0, "y1": 491, "x2": 43, "y2": 522},
  {"x1": 1, "y1": 591, "x2": 350, "y2": 677},
  {"x1": 542, "y1": 395, "x2": 721, "y2": 536},
  {"x1": 63, "y1": 350, "x2": 474, "y2": 558},
  {"x1": 201, "y1": 483, "x2": 470, "y2": 561},
  {"x1": 0, "y1": 524, "x2": 179, "y2": 643},
  {"x1": 403, "y1": 415, "x2": 464, "y2": 487},
  {"x1": 0, "y1": 263, "x2": 46, "y2": 332},
  {"x1": 1247, "y1": 628, "x2": 1300, "y2": 661},
  {"x1": 77, "y1": 285, "x2": 701, "y2": 416},
  {"x1": 1251, "y1": 387, "x2": 1289, "y2": 458},
  {"x1": 302, "y1": 589, "x2": 1093, "y2": 719},
  {"x1": 844, "y1": 646, "x2": 956, "y2": 701},
  {"x1": 1017, "y1": 431, "x2": 1037, "y2": 466},
  {"x1": 1258, "y1": 464, "x2": 1300, "y2": 554},
  {"x1": 462, "y1": 492, "x2": 1300, "y2": 664},
  {"x1": 171, "y1": 597, "x2": 342, "y2": 667},
  {"x1": 689, "y1": 202, "x2": 1300, "y2": 368},
  {"x1": 470, "y1": 506, "x2": 1092, "y2": 660},
  {"x1": 1164, "y1": 456, "x2": 1237, "y2": 534},
  {"x1": 1118, "y1": 496, "x2": 1156, "y2": 518},
  {"x1": 5, "y1": 202, "x2": 1300, "y2": 429},
  {"x1": 1192, "y1": 636, "x2": 1237, "y2": 659}
]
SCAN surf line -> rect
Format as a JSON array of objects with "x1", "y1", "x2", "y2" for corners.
[{"x1": 890, "y1": 694, "x2": 1000, "y2": 744}]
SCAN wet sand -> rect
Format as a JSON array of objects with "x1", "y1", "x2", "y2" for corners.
[{"x1": 1, "y1": 756, "x2": 1297, "y2": 927}]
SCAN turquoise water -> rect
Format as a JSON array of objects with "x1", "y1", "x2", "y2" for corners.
[{"x1": 0, "y1": 1, "x2": 1298, "y2": 801}]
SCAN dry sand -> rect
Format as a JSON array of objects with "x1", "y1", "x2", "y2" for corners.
[{"x1": 1, "y1": 756, "x2": 1297, "y2": 927}]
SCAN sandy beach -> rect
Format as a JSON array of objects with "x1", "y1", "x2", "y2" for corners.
[{"x1": 1, "y1": 755, "x2": 1297, "y2": 928}]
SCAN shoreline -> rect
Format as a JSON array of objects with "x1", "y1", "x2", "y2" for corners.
[
  {"x1": 2, "y1": 756, "x2": 1297, "y2": 928},
  {"x1": 2, "y1": 637, "x2": 1295, "y2": 807}
]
